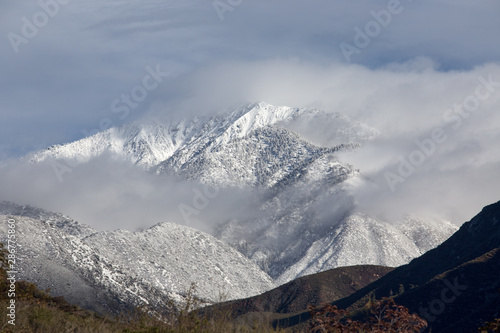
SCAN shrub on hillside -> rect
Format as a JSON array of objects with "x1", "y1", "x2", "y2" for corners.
[{"x1": 308, "y1": 297, "x2": 427, "y2": 333}]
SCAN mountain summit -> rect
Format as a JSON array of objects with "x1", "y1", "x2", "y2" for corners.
[{"x1": 22, "y1": 102, "x2": 456, "y2": 283}]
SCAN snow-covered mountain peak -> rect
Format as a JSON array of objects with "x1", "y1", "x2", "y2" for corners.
[
  {"x1": 12, "y1": 102, "x2": 458, "y2": 296},
  {"x1": 27, "y1": 102, "x2": 377, "y2": 173},
  {"x1": 214, "y1": 102, "x2": 297, "y2": 146}
]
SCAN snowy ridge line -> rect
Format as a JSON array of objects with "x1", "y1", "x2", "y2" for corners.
[{"x1": 0, "y1": 211, "x2": 275, "y2": 315}]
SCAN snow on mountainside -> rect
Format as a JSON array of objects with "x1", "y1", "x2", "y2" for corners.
[
  {"x1": 216, "y1": 164, "x2": 457, "y2": 283},
  {"x1": 216, "y1": 154, "x2": 359, "y2": 278},
  {"x1": 84, "y1": 222, "x2": 274, "y2": 303},
  {"x1": 28, "y1": 102, "x2": 374, "y2": 175},
  {"x1": 0, "y1": 201, "x2": 95, "y2": 238},
  {"x1": 0, "y1": 212, "x2": 274, "y2": 315},
  {"x1": 22, "y1": 101, "x2": 457, "y2": 287},
  {"x1": 28, "y1": 121, "x2": 192, "y2": 168},
  {"x1": 275, "y1": 213, "x2": 457, "y2": 285},
  {"x1": 26, "y1": 102, "x2": 277, "y2": 168},
  {"x1": 156, "y1": 126, "x2": 359, "y2": 187}
]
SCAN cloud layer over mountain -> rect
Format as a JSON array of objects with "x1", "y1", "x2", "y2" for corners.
[
  {"x1": 2, "y1": 0, "x2": 500, "y2": 157},
  {"x1": 1, "y1": 0, "x2": 500, "y2": 229}
]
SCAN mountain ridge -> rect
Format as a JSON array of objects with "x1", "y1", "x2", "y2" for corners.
[
  {"x1": 14, "y1": 102, "x2": 457, "y2": 286},
  {"x1": 0, "y1": 210, "x2": 275, "y2": 315}
]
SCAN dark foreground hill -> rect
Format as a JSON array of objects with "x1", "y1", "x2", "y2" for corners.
[
  {"x1": 201, "y1": 265, "x2": 393, "y2": 320},
  {"x1": 275, "y1": 200, "x2": 500, "y2": 332}
]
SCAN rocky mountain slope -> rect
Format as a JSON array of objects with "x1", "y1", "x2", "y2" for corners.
[{"x1": 0, "y1": 209, "x2": 275, "y2": 315}]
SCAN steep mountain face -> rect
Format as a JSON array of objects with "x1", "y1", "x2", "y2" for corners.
[
  {"x1": 28, "y1": 103, "x2": 301, "y2": 170},
  {"x1": 156, "y1": 126, "x2": 359, "y2": 187},
  {"x1": 275, "y1": 213, "x2": 457, "y2": 285},
  {"x1": 23, "y1": 102, "x2": 457, "y2": 285},
  {"x1": 27, "y1": 102, "x2": 372, "y2": 187},
  {"x1": 0, "y1": 211, "x2": 275, "y2": 315}
]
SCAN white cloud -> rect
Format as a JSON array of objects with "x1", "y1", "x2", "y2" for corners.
[
  {"x1": 1, "y1": 0, "x2": 500, "y2": 227},
  {"x1": 2, "y1": 0, "x2": 500, "y2": 157}
]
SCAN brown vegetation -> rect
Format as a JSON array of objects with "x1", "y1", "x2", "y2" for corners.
[{"x1": 308, "y1": 297, "x2": 427, "y2": 333}]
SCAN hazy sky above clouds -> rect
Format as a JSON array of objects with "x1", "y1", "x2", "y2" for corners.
[
  {"x1": 1, "y1": 0, "x2": 500, "y2": 229},
  {"x1": 1, "y1": 0, "x2": 500, "y2": 158}
]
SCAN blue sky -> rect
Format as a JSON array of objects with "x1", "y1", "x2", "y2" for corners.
[{"x1": 1, "y1": 0, "x2": 500, "y2": 159}]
